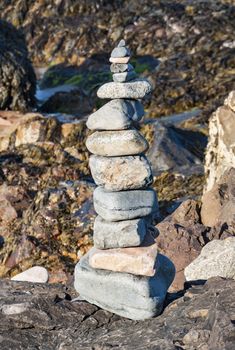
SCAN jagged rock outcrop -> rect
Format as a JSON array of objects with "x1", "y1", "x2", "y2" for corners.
[
  {"x1": 204, "y1": 91, "x2": 235, "y2": 193},
  {"x1": 0, "y1": 20, "x2": 36, "y2": 112},
  {"x1": 201, "y1": 167, "x2": 235, "y2": 228},
  {"x1": 0, "y1": 277, "x2": 234, "y2": 349}
]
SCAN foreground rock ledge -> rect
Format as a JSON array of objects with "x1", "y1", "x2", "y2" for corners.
[{"x1": 0, "y1": 278, "x2": 234, "y2": 349}]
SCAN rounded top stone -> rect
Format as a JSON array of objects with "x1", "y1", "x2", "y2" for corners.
[{"x1": 118, "y1": 39, "x2": 126, "y2": 47}]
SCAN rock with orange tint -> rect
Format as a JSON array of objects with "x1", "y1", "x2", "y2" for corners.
[{"x1": 89, "y1": 234, "x2": 158, "y2": 276}]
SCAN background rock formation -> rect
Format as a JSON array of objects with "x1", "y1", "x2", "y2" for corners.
[
  {"x1": 0, "y1": 20, "x2": 36, "y2": 111},
  {"x1": 204, "y1": 91, "x2": 235, "y2": 193},
  {"x1": 0, "y1": 0, "x2": 234, "y2": 117}
]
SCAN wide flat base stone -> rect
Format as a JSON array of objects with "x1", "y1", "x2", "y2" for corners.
[
  {"x1": 74, "y1": 251, "x2": 175, "y2": 320},
  {"x1": 93, "y1": 216, "x2": 147, "y2": 249}
]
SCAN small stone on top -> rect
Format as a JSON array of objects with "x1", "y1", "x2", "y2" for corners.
[{"x1": 117, "y1": 39, "x2": 126, "y2": 47}]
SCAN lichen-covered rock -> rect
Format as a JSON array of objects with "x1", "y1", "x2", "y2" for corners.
[
  {"x1": 204, "y1": 91, "x2": 235, "y2": 192},
  {"x1": 185, "y1": 237, "x2": 235, "y2": 281},
  {"x1": 0, "y1": 20, "x2": 36, "y2": 112}
]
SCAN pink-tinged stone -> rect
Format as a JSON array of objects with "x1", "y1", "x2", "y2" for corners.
[
  {"x1": 89, "y1": 234, "x2": 158, "y2": 277},
  {"x1": 109, "y1": 57, "x2": 130, "y2": 64}
]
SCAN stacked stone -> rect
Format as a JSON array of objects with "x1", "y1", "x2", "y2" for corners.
[{"x1": 74, "y1": 40, "x2": 175, "y2": 320}]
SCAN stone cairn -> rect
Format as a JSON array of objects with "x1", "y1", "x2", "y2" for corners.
[{"x1": 74, "y1": 40, "x2": 175, "y2": 320}]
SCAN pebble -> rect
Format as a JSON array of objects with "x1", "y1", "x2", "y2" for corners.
[
  {"x1": 93, "y1": 216, "x2": 147, "y2": 249},
  {"x1": 97, "y1": 80, "x2": 152, "y2": 99},
  {"x1": 110, "y1": 63, "x2": 134, "y2": 73},
  {"x1": 93, "y1": 187, "x2": 158, "y2": 221},
  {"x1": 111, "y1": 46, "x2": 130, "y2": 58},
  {"x1": 109, "y1": 57, "x2": 130, "y2": 64},
  {"x1": 113, "y1": 71, "x2": 137, "y2": 83},
  {"x1": 89, "y1": 234, "x2": 158, "y2": 276},
  {"x1": 117, "y1": 39, "x2": 126, "y2": 47},
  {"x1": 86, "y1": 129, "x2": 149, "y2": 157},
  {"x1": 74, "y1": 251, "x2": 176, "y2": 320},
  {"x1": 11, "y1": 266, "x2": 49, "y2": 283},
  {"x1": 89, "y1": 155, "x2": 152, "y2": 191}
]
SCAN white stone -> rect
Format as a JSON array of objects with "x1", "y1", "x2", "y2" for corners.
[
  {"x1": 11, "y1": 266, "x2": 49, "y2": 283},
  {"x1": 185, "y1": 237, "x2": 235, "y2": 281}
]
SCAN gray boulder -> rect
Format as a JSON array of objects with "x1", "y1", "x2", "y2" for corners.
[
  {"x1": 74, "y1": 250, "x2": 175, "y2": 320},
  {"x1": 97, "y1": 80, "x2": 152, "y2": 99}
]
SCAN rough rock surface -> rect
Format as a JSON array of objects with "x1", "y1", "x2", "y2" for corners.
[
  {"x1": 97, "y1": 80, "x2": 152, "y2": 99},
  {"x1": 0, "y1": 277, "x2": 233, "y2": 349},
  {"x1": 89, "y1": 155, "x2": 152, "y2": 191},
  {"x1": 201, "y1": 167, "x2": 235, "y2": 227},
  {"x1": 93, "y1": 216, "x2": 147, "y2": 249},
  {"x1": 185, "y1": 237, "x2": 235, "y2": 282},
  {"x1": 75, "y1": 251, "x2": 175, "y2": 320},
  {"x1": 156, "y1": 199, "x2": 207, "y2": 291},
  {"x1": 86, "y1": 129, "x2": 149, "y2": 157},
  {"x1": 204, "y1": 91, "x2": 235, "y2": 192},
  {"x1": 0, "y1": 20, "x2": 36, "y2": 111}
]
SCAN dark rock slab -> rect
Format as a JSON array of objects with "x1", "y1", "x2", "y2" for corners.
[{"x1": 0, "y1": 277, "x2": 234, "y2": 349}]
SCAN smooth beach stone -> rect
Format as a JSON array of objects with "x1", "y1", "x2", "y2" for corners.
[
  {"x1": 117, "y1": 39, "x2": 126, "y2": 47},
  {"x1": 86, "y1": 129, "x2": 149, "y2": 157},
  {"x1": 113, "y1": 71, "x2": 137, "y2": 83},
  {"x1": 86, "y1": 99, "x2": 144, "y2": 131},
  {"x1": 89, "y1": 234, "x2": 158, "y2": 276},
  {"x1": 93, "y1": 187, "x2": 158, "y2": 221},
  {"x1": 74, "y1": 251, "x2": 176, "y2": 320},
  {"x1": 109, "y1": 57, "x2": 130, "y2": 64},
  {"x1": 93, "y1": 216, "x2": 147, "y2": 249},
  {"x1": 89, "y1": 155, "x2": 153, "y2": 191},
  {"x1": 97, "y1": 80, "x2": 152, "y2": 99},
  {"x1": 86, "y1": 99, "x2": 132, "y2": 130},
  {"x1": 11, "y1": 266, "x2": 49, "y2": 283},
  {"x1": 111, "y1": 46, "x2": 130, "y2": 58},
  {"x1": 110, "y1": 63, "x2": 134, "y2": 73}
]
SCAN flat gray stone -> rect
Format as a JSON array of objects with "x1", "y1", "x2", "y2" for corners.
[
  {"x1": 111, "y1": 46, "x2": 130, "y2": 58},
  {"x1": 74, "y1": 250, "x2": 175, "y2": 320},
  {"x1": 113, "y1": 71, "x2": 137, "y2": 83},
  {"x1": 89, "y1": 155, "x2": 152, "y2": 191},
  {"x1": 86, "y1": 129, "x2": 149, "y2": 157},
  {"x1": 86, "y1": 99, "x2": 143, "y2": 131},
  {"x1": 93, "y1": 187, "x2": 158, "y2": 221},
  {"x1": 97, "y1": 80, "x2": 152, "y2": 99},
  {"x1": 110, "y1": 63, "x2": 134, "y2": 73},
  {"x1": 93, "y1": 216, "x2": 147, "y2": 249}
]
